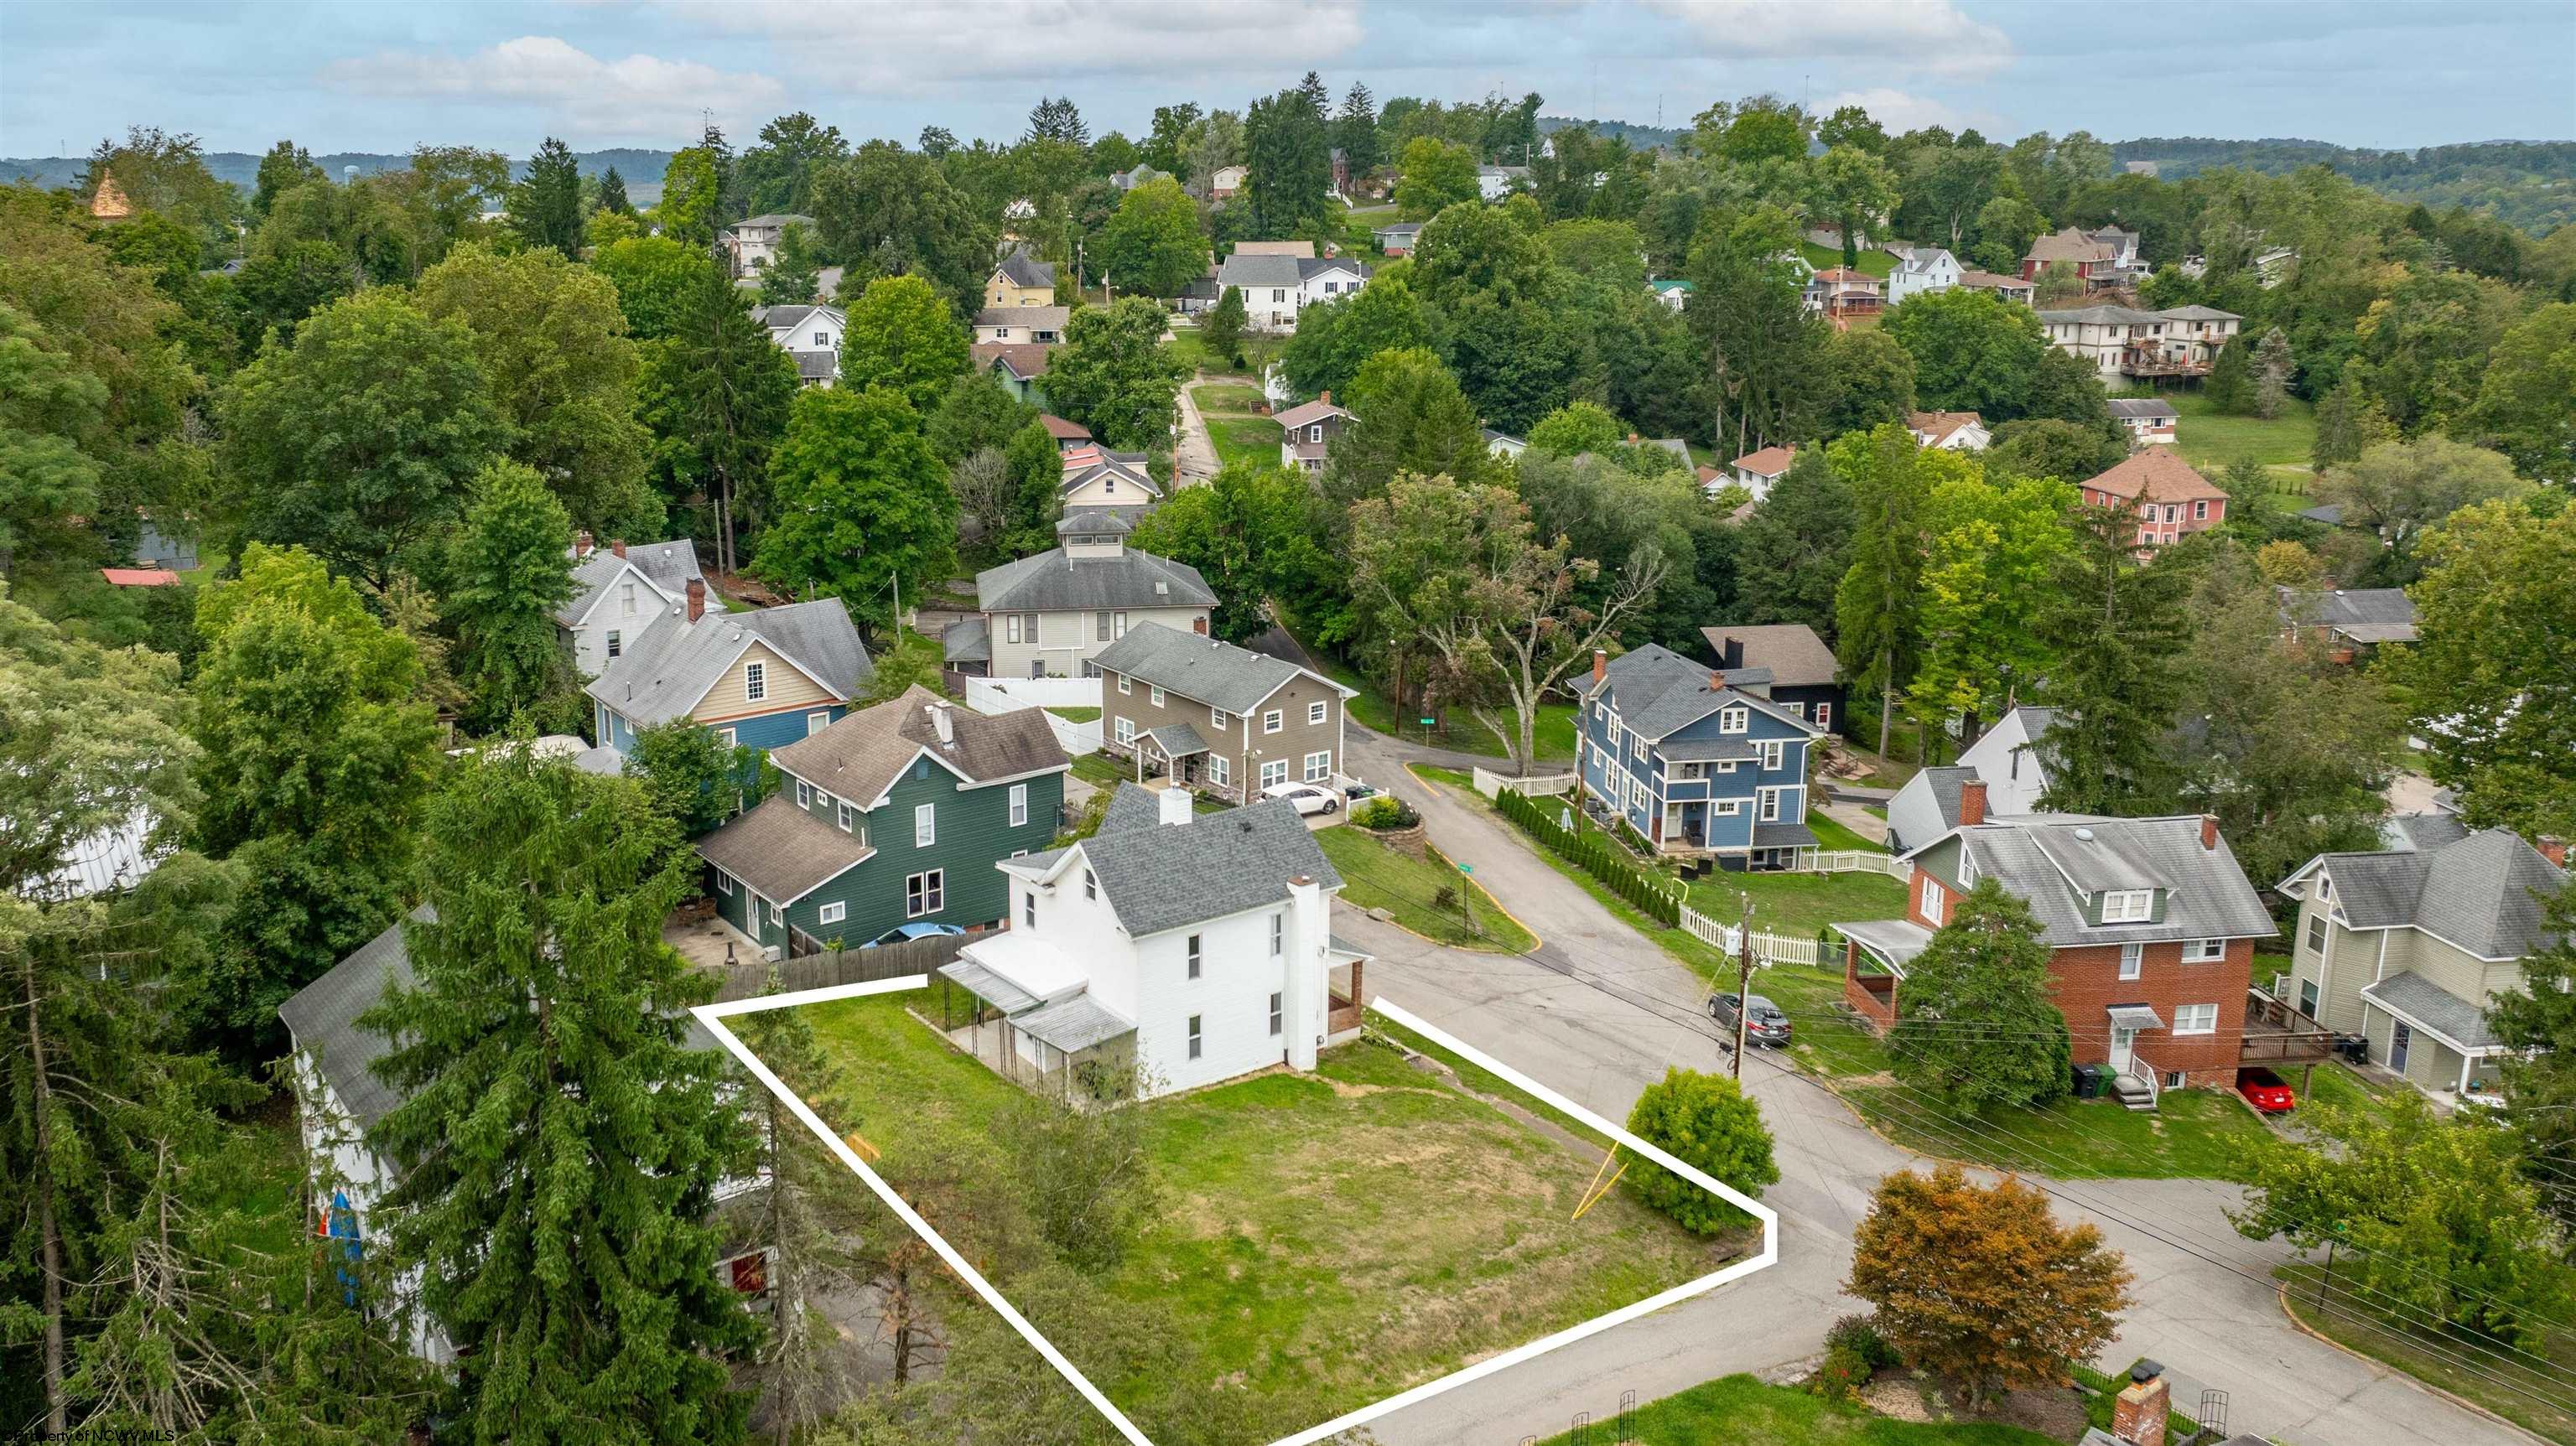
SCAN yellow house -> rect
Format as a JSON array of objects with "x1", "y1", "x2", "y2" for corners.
[{"x1": 987, "y1": 246, "x2": 1057, "y2": 308}]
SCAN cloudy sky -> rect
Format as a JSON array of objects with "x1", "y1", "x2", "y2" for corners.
[{"x1": 4, "y1": 0, "x2": 2569, "y2": 159}]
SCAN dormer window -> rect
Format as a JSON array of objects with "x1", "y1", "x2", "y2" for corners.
[
  {"x1": 2101, "y1": 889, "x2": 2154, "y2": 923},
  {"x1": 1718, "y1": 705, "x2": 1748, "y2": 734}
]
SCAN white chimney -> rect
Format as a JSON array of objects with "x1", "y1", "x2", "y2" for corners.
[
  {"x1": 929, "y1": 702, "x2": 954, "y2": 745},
  {"x1": 1283, "y1": 874, "x2": 1325, "y2": 1072},
  {"x1": 1158, "y1": 785, "x2": 1192, "y2": 827}
]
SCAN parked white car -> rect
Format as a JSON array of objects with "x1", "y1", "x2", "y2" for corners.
[{"x1": 1262, "y1": 781, "x2": 1341, "y2": 816}]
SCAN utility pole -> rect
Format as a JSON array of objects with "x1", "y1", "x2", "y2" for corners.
[{"x1": 1731, "y1": 902, "x2": 1753, "y2": 1080}]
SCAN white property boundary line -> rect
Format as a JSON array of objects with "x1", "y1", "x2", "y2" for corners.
[{"x1": 694, "y1": 980, "x2": 1779, "y2": 1446}]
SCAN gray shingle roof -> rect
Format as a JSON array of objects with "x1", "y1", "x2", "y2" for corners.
[
  {"x1": 2304, "y1": 829, "x2": 2565, "y2": 958},
  {"x1": 1887, "y1": 764, "x2": 1980, "y2": 853},
  {"x1": 754, "y1": 303, "x2": 839, "y2": 333},
  {"x1": 792, "y1": 350, "x2": 838, "y2": 382},
  {"x1": 1578, "y1": 643, "x2": 1816, "y2": 740},
  {"x1": 1657, "y1": 737, "x2": 1762, "y2": 763},
  {"x1": 697, "y1": 794, "x2": 875, "y2": 903},
  {"x1": 1059, "y1": 449, "x2": 1161, "y2": 500},
  {"x1": 941, "y1": 615, "x2": 990, "y2": 664},
  {"x1": 1077, "y1": 792, "x2": 1341, "y2": 938},
  {"x1": 771, "y1": 685, "x2": 1066, "y2": 809},
  {"x1": 2386, "y1": 811, "x2": 2470, "y2": 853},
  {"x1": 975, "y1": 547, "x2": 1216, "y2": 614},
  {"x1": 2362, "y1": 972, "x2": 2500, "y2": 1050},
  {"x1": 1143, "y1": 721, "x2": 1210, "y2": 757},
  {"x1": 1957, "y1": 816, "x2": 2277, "y2": 946},
  {"x1": 1057, "y1": 508, "x2": 1134, "y2": 535},
  {"x1": 994, "y1": 246, "x2": 1056, "y2": 289},
  {"x1": 1213, "y1": 254, "x2": 1368, "y2": 288},
  {"x1": 2038, "y1": 303, "x2": 2161, "y2": 325},
  {"x1": 556, "y1": 539, "x2": 706, "y2": 626},
  {"x1": 976, "y1": 304, "x2": 1072, "y2": 331},
  {"x1": 1700, "y1": 624, "x2": 1839, "y2": 688},
  {"x1": 588, "y1": 600, "x2": 874, "y2": 727},
  {"x1": 2106, "y1": 398, "x2": 2179, "y2": 420},
  {"x1": 1098, "y1": 782, "x2": 1168, "y2": 835},
  {"x1": 1093, "y1": 622, "x2": 1315, "y2": 716},
  {"x1": 2277, "y1": 587, "x2": 2418, "y2": 640},
  {"x1": 279, "y1": 905, "x2": 719, "y2": 1134},
  {"x1": 1753, "y1": 821, "x2": 1818, "y2": 847}
]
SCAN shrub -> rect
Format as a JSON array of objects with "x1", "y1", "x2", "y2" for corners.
[
  {"x1": 1622, "y1": 1065, "x2": 1779, "y2": 1233},
  {"x1": 1812, "y1": 1344, "x2": 1870, "y2": 1402},
  {"x1": 1496, "y1": 788, "x2": 1680, "y2": 926},
  {"x1": 1826, "y1": 1313, "x2": 1900, "y2": 1371},
  {"x1": 1352, "y1": 794, "x2": 1420, "y2": 831}
]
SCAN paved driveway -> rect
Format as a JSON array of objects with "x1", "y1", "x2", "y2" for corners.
[
  {"x1": 1173, "y1": 375, "x2": 1220, "y2": 486},
  {"x1": 1338, "y1": 739, "x2": 2538, "y2": 1446}
]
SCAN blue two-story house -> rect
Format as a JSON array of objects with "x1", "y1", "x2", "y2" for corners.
[
  {"x1": 1576, "y1": 643, "x2": 1825, "y2": 870},
  {"x1": 589, "y1": 587, "x2": 875, "y2": 754}
]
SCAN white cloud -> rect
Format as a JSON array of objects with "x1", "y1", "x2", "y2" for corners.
[
  {"x1": 653, "y1": 0, "x2": 1366, "y2": 92},
  {"x1": 1640, "y1": 0, "x2": 2013, "y2": 80},
  {"x1": 319, "y1": 37, "x2": 785, "y2": 138},
  {"x1": 1817, "y1": 87, "x2": 2003, "y2": 137}
]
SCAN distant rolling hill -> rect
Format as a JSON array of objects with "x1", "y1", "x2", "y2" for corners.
[{"x1": 2, "y1": 147, "x2": 673, "y2": 202}]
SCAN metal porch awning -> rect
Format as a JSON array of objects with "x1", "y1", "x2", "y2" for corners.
[
  {"x1": 2105, "y1": 1004, "x2": 2166, "y2": 1031},
  {"x1": 1835, "y1": 919, "x2": 1934, "y2": 977},
  {"x1": 937, "y1": 958, "x2": 1041, "y2": 1014},
  {"x1": 1011, "y1": 992, "x2": 1135, "y2": 1054}
]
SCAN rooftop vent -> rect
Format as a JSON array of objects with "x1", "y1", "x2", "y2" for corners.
[{"x1": 2074, "y1": 827, "x2": 2096, "y2": 841}]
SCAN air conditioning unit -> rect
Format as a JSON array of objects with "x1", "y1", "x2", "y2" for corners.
[
  {"x1": 763, "y1": 946, "x2": 784, "y2": 963},
  {"x1": 2271, "y1": 972, "x2": 2291, "y2": 1001}
]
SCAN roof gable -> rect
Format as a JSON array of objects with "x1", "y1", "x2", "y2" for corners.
[
  {"x1": 771, "y1": 684, "x2": 1066, "y2": 808},
  {"x1": 1072, "y1": 790, "x2": 1342, "y2": 938},
  {"x1": 1583, "y1": 643, "x2": 1817, "y2": 740},
  {"x1": 1092, "y1": 622, "x2": 1343, "y2": 716}
]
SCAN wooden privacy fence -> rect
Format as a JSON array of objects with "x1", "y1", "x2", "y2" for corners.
[{"x1": 704, "y1": 929, "x2": 972, "y2": 1003}]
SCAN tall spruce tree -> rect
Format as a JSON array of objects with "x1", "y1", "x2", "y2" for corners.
[
  {"x1": 1334, "y1": 82, "x2": 1382, "y2": 175},
  {"x1": 596, "y1": 165, "x2": 631, "y2": 215},
  {"x1": 510, "y1": 137, "x2": 585, "y2": 260},
  {"x1": 362, "y1": 749, "x2": 756, "y2": 1444},
  {"x1": 639, "y1": 260, "x2": 800, "y2": 576},
  {"x1": 2033, "y1": 501, "x2": 2194, "y2": 814},
  {"x1": 1831, "y1": 425, "x2": 1932, "y2": 759}
]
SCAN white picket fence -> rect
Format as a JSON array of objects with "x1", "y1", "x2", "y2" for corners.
[
  {"x1": 957, "y1": 676, "x2": 1102, "y2": 756},
  {"x1": 1472, "y1": 767, "x2": 1577, "y2": 800},
  {"x1": 1791, "y1": 848, "x2": 1909, "y2": 879},
  {"x1": 1675, "y1": 901, "x2": 1824, "y2": 967}
]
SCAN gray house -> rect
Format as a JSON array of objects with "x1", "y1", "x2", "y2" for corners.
[
  {"x1": 943, "y1": 519, "x2": 1214, "y2": 680},
  {"x1": 1094, "y1": 622, "x2": 1354, "y2": 802},
  {"x1": 2276, "y1": 829, "x2": 2567, "y2": 1101}
]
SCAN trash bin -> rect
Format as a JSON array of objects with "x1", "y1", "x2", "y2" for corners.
[{"x1": 2073, "y1": 1063, "x2": 2106, "y2": 1099}]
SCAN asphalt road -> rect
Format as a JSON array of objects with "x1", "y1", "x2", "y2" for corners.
[{"x1": 1333, "y1": 727, "x2": 2539, "y2": 1446}]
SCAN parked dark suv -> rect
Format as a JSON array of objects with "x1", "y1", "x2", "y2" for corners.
[{"x1": 1710, "y1": 992, "x2": 1792, "y2": 1047}]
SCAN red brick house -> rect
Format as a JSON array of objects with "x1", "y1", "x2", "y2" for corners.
[
  {"x1": 1835, "y1": 781, "x2": 2312, "y2": 1105},
  {"x1": 2080, "y1": 449, "x2": 2229, "y2": 552}
]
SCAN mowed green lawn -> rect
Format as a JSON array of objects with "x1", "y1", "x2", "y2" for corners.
[
  {"x1": 790, "y1": 993, "x2": 1729, "y2": 1428},
  {"x1": 2167, "y1": 391, "x2": 2317, "y2": 493},
  {"x1": 1536, "y1": 1373, "x2": 2061, "y2": 1446},
  {"x1": 1204, "y1": 413, "x2": 1282, "y2": 474},
  {"x1": 1315, "y1": 826, "x2": 1537, "y2": 953},
  {"x1": 1800, "y1": 241, "x2": 1897, "y2": 278}
]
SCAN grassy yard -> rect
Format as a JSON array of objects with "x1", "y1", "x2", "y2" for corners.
[
  {"x1": 1800, "y1": 241, "x2": 1897, "y2": 278},
  {"x1": 792, "y1": 992, "x2": 1732, "y2": 1431},
  {"x1": 2166, "y1": 390, "x2": 2317, "y2": 493},
  {"x1": 1068, "y1": 751, "x2": 1126, "y2": 788},
  {"x1": 1315, "y1": 826, "x2": 1537, "y2": 953},
  {"x1": 1203, "y1": 412, "x2": 1281, "y2": 474},
  {"x1": 1535, "y1": 1374, "x2": 2059, "y2": 1446},
  {"x1": 1690, "y1": 869, "x2": 1909, "y2": 940},
  {"x1": 1806, "y1": 811, "x2": 1885, "y2": 854},
  {"x1": 2277, "y1": 1261, "x2": 2576, "y2": 1445},
  {"x1": 1044, "y1": 705, "x2": 1100, "y2": 723},
  {"x1": 1193, "y1": 382, "x2": 1268, "y2": 414}
]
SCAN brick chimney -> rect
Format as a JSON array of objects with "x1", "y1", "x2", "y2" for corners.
[
  {"x1": 1319, "y1": 389, "x2": 1331, "y2": 406},
  {"x1": 1958, "y1": 777, "x2": 1988, "y2": 827},
  {"x1": 2540, "y1": 836, "x2": 2569, "y2": 868},
  {"x1": 2201, "y1": 813, "x2": 2220, "y2": 851},
  {"x1": 574, "y1": 530, "x2": 594, "y2": 557},
  {"x1": 610, "y1": 538, "x2": 628, "y2": 558},
  {"x1": 685, "y1": 577, "x2": 706, "y2": 623},
  {"x1": 2111, "y1": 1360, "x2": 2169, "y2": 1446},
  {"x1": 1592, "y1": 648, "x2": 1607, "y2": 686},
  {"x1": 1708, "y1": 670, "x2": 1726, "y2": 692},
  {"x1": 1192, "y1": 615, "x2": 1209, "y2": 635}
]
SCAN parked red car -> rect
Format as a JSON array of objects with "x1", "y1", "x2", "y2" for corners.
[{"x1": 2237, "y1": 1067, "x2": 2297, "y2": 1114}]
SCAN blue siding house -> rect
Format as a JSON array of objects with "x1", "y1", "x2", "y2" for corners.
[
  {"x1": 1576, "y1": 643, "x2": 1826, "y2": 870},
  {"x1": 588, "y1": 593, "x2": 873, "y2": 755}
]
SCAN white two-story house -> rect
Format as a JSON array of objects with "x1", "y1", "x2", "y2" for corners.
[
  {"x1": 553, "y1": 533, "x2": 708, "y2": 681},
  {"x1": 942, "y1": 514, "x2": 1216, "y2": 680},
  {"x1": 1887, "y1": 246, "x2": 1962, "y2": 305},
  {"x1": 752, "y1": 303, "x2": 843, "y2": 386},
  {"x1": 1212, "y1": 252, "x2": 1370, "y2": 332},
  {"x1": 936, "y1": 783, "x2": 1369, "y2": 1100}
]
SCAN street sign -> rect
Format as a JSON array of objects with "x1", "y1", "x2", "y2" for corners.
[
  {"x1": 1418, "y1": 717, "x2": 1436, "y2": 728},
  {"x1": 1456, "y1": 863, "x2": 1473, "y2": 875}
]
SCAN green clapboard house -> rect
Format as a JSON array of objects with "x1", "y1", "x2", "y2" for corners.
[{"x1": 697, "y1": 685, "x2": 1069, "y2": 954}]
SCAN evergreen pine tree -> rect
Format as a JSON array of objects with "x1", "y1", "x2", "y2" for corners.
[
  {"x1": 1334, "y1": 82, "x2": 1382, "y2": 175},
  {"x1": 361, "y1": 750, "x2": 758, "y2": 1444},
  {"x1": 2032, "y1": 501, "x2": 2194, "y2": 813},
  {"x1": 1200, "y1": 282, "x2": 1249, "y2": 367},
  {"x1": 641, "y1": 259, "x2": 800, "y2": 576},
  {"x1": 2252, "y1": 325, "x2": 2294, "y2": 420},
  {"x1": 510, "y1": 137, "x2": 585, "y2": 260},
  {"x1": 1831, "y1": 426, "x2": 1932, "y2": 759},
  {"x1": 2202, "y1": 334, "x2": 2253, "y2": 413},
  {"x1": 757, "y1": 220, "x2": 823, "y2": 307},
  {"x1": 596, "y1": 166, "x2": 631, "y2": 215},
  {"x1": 444, "y1": 460, "x2": 580, "y2": 733}
]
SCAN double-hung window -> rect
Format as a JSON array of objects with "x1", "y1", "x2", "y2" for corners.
[
  {"x1": 1008, "y1": 783, "x2": 1029, "y2": 827},
  {"x1": 1118, "y1": 673, "x2": 1131, "y2": 694},
  {"x1": 914, "y1": 802, "x2": 936, "y2": 846},
  {"x1": 1187, "y1": 1014, "x2": 1204, "y2": 1060},
  {"x1": 1758, "y1": 788, "x2": 1784, "y2": 822},
  {"x1": 906, "y1": 869, "x2": 943, "y2": 917},
  {"x1": 1920, "y1": 877, "x2": 1948, "y2": 925},
  {"x1": 1307, "y1": 700, "x2": 1327, "y2": 726},
  {"x1": 1097, "y1": 611, "x2": 1112, "y2": 641},
  {"x1": 2305, "y1": 915, "x2": 2327, "y2": 952},
  {"x1": 2101, "y1": 889, "x2": 2153, "y2": 924},
  {"x1": 1304, "y1": 750, "x2": 1332, "y2": 783},
  {"x1": 1270, "y1": 913, "x2": 1284, "y2": 956},
  {"x1": 818, "y1": 901, "x2": 846, "y2": 925},
  {"x1": 1024, "y1": 889, "x2": 1036, "y2": 928},
  {"x1": 796, "y1": 780, "x2": 813, "y2": 808},
  {"x1": 1114, "y1": 717, "x2": 1135, "y2": 745},
  {"x1": 1264, "y1": 709, "x2": 1284, "y2": 734},
  {"x1": 714, "y1": 871, "x2": 735, "y2": 895},
  {"x1": 1187, "y1": 934, "x2": 1202, "y2": 979},
  {"x1": 605, "y1": 630, "x2": 622, "y2": 658},
  {"x1": 1718, "y1": 705, "x2": 1748, "y2": 733},
  {"x1": 621, "y1": 582, "x2": 638, "y2": 617},
  {"x1": 1211, "y1": 706, "x2": 1228, "y2": 730},
  {"x1": 1269, "y1": 993, "x2": 1284, "y2": 1036},
  {"x1": 1150, "y1": 686, "x2": 1164, "y2": 707},
  {"x1": 2183, "y1": 938, "x2": 2226, "y2": 963},
  {"x1": 2119, "y1": 942, "x2": 2143, "y2": 981},
  {"x1": 743, "y1": 661, "x2": 766, "y2": 702},
  {"x1": 1006, "y1": 614, "x2": 1023, "y2": 645},
  {"x1": 2174, "y1": 1003, "x2": 2219, "y2": 1035},
  {"x1": 1083, "y1": 868, "x2": 1097, "y2": 900},
  {"x1": 1209, "y1": 754, "x2": 1229, "y2": 787},
  {"x1": 1260, "y1": 759, "x2": 1288, "y2": 790}
]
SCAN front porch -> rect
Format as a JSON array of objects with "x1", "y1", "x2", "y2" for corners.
[
  {"x1": 1834, "y1": 920, "x2": 1933, "y2": 1032},
  {"x1": 2359, "y1": 972, "x2": 2509, "y2": 1109}
]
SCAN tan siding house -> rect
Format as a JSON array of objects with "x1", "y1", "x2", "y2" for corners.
[{"x1": 1096, "y1": 624, "x2": 1353, "y2": 801}]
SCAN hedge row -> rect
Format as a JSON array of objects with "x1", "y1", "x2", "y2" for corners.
[{"x1": 1496, "y1": 787, "x2": 1681, "y2": 926}]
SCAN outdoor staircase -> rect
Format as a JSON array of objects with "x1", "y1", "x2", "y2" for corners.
[{"x1": 2110, "y1": 1067, "x2": 2158, "y2": 1112}]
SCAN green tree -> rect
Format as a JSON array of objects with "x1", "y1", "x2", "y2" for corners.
[
  {"x1": 623, "y1": 720, "x2": 762, "y2": 837},
  {"x1": 756, "y1": 220, "x2": 825, "y2": 307},
  {"x1": 1685, "y1": 205, "x2": 1824, "y2": 458},
  {"x1": 445, "y1": 460, "x2": 579, "y2": 733},
  {"x1": 595, "y1": 165, "x2": 631, "y2": 215},
  {"x1": 218, "y1": 288, "x2": 506, "y2": 589},
  {"x1": 2489, "y1": 890, "x2": 2576, "y2": 1231},
  {"x1": 2311, "y1": 435, "x2": 2528, "y2": 573},
  {"x1": 510, "y1": 136, "x2": 585, "y2": 260},
  {"x1": 656, "y1": 143, "x2": 724, "y2": 248},
  {"x1": 1001, "y1": 417, "x2": 1065, "y2": 554},
  {"x1": 1832, "y1": 427, "x2": 1933, "y2": 758},
  {"x1": 2385, "y1": 500, "x2": 2576, "y2": 837},
  {"x1": 635, "y1": 262, "x2": 801, "y2": 575},
  {"x1": 0, "y1": 303, "x2": 106, "y2": 579},
  {"x1": 1243, "y1": 83, "x2": 1333, "y2": 240},
  {"x1": 1622, "y1": 1067, "x2": 1778, "y2": 1234},
  {"x1": 184, "y1": 547, "x2": 437, "y2": 1055},
  {"x1": 363, "y1": 750, "x2": 757, "y2": 1443},
  {"x1": 1334, "y1": 81, "x2": 1383, "y2": 176},
  {"x1": 1145, "y1": 103, "x2": 1202, "y2": 177},
  {"x1": 2203, "y1": 335, "x2": 2254, "y2": 413},
  {"x1": 2253, "y1": 326, "x2": 2296, "y2": 419},
  {"x1": 592, "y1": 235, "x2": 713, "y2": 342},
  {"x1": 252, "y1": 138, "x2": 326, "y2": 217},
  {"x1": 1819, "y1": 325, "x2": 1919, "y2": 438},
  {"x1": 2232, "y1": 1091, "x2": 2572, "y2": 1347},
  {"x1": 1906, "y1": 467, "x2": 2075, "y2": 740},
  {"x1": 1393, "y1": 137, "x2": 1481, "y2": 220},
  {"x1": 415, "y1": 241, "x2": 660, "y2": 537},
  {"x1": 1810, "y1": 146, "x2": 1900, "y2": 269},
  {"x1": 1715, "y1": 97, "x2": 1810, "y2": 164},
  {"x1": 1987, "y1": 417, "x2": 2126, "y2": 485},
  {"x1": 1276, "y1": 276, "x2": 1432, "y2": 402},
  {"x1": 925, "y1": 371, "x2": 1039, "y2": 464},
  {"x1": 1042, "y1": 296, "x2": 1185, "y2": 450},
  {"x1": 2467, "y1": 302, "x2": 2576, "y2": 479},
  {"x1": 1199, "y1": 282, "x2": 1248, "y2": 366},
  {"x1": 2310, "y1": 376, "x2": 2397, "y2": 471},
  {"x1": 753, "y1": 386, "x2": 958, "y2": 630},
  {"x1": 740, "y1": 111, "x2": 849, "y2": 217},
  {"x1": 1732, "y1": 448, "x2": 1853, "y2": 644},
  {"x1": 1888, "y1": 878, "x2": 2074, "y2": 1109},
  {"x1": 1525, "y1": 400, "x2": 1628, "y2": 457},
  {"x1": 1882, "y1": 287, "x2": 2050, "y2": 418},
  {"x1": 1093, "y1": 177, "x2": 1208, "y2": 298},
  {"x1": 809, "y1": 140, "x2": 996, "y2": 317},
  {"x1": 1324, "y1": 345, "x2": 1492, "y2": 508},
  {"x1": 1127, "y1": 462, "x2": 1322, "y2": 640},
  {"x1": 839, "y1": 273, "x2": 969, "y2": 417},
  {"x1": 2033, "y1": 503, "x2": 2194, "y2": 814}
]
